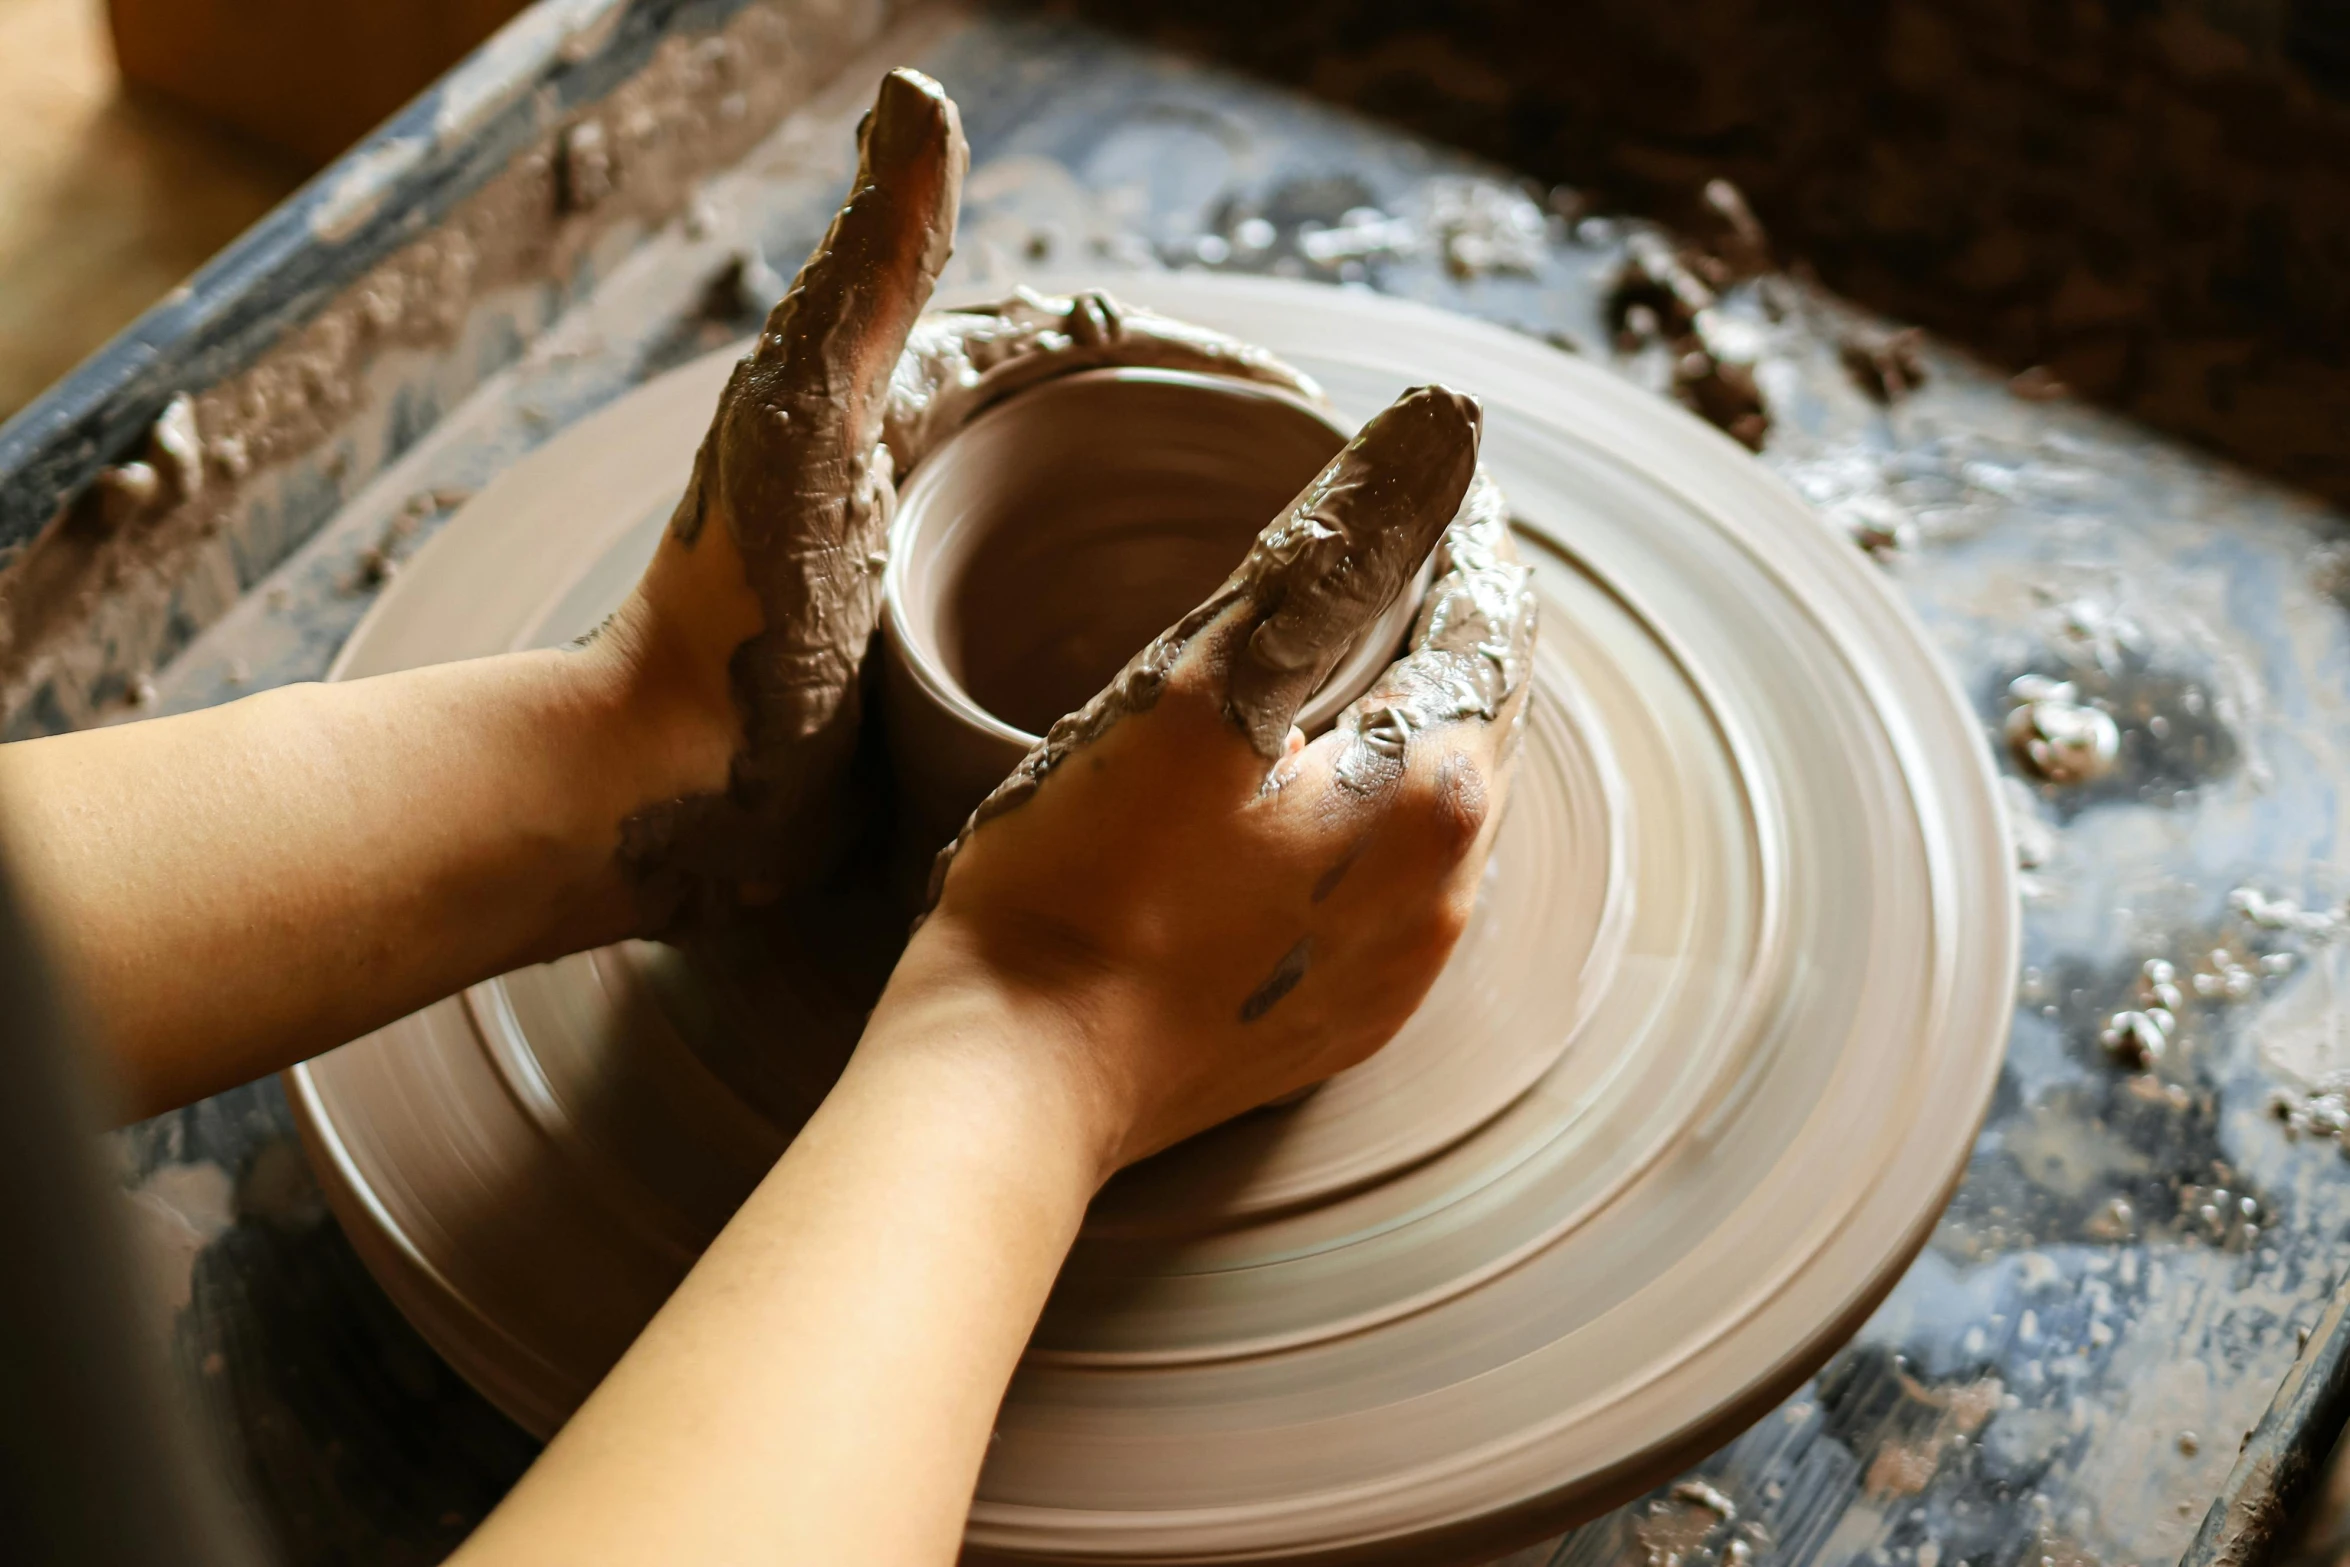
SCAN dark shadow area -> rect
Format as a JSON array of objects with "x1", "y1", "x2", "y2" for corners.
[{"x1": 1022, "y1": 0, "x2": 2350, "y2": 506}]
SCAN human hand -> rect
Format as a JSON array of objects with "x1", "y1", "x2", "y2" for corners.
[
  {"x1": 869, "y1": 387, "x2": 1538, "y2": 1176},
  {"x1": 604, "y1": 68, "x2": 965, "y2": 927}
]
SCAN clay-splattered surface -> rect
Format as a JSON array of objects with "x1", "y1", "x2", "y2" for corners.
[
  {"x1": 104, "y1": 8, "x2": 2350, "y2": 1565},
  {"x1": 0, "y1": 0, "x2": 896, "y2": 740},
  {"x1": 1020, "y1": 0, "x2": 2350, "y2": 514}
]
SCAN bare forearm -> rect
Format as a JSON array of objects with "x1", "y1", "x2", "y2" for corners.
[
  {"x1": 458, "y1": 974, "x2": 1105, "y2": 1567},
  {"x1": 0, "y1": 631, "x2": 731, "y2": 1119}
]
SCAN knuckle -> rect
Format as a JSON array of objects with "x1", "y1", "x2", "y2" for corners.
[
  {"x1": 1421, "y1": 750, "x2": 1489, "y2": 858},
  {"x1": 1402, "y1": 875, "x2": 1476, "y2": 959},
  {"x1": 1432, "y1": 880, "x2": 1478, "y2": 945},
  {"x1": 1335, "y1": 1029, "x2": 1389, "y2": 1074}
]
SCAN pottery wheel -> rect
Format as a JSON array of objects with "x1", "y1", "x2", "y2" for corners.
[{"x1": 288, "y1": 274, "x2": 2014, "y2": 1563}]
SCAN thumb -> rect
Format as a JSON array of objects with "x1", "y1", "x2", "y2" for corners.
[{"x1": 1209, "y1": 385, "x2": 1483, "y2": 757}]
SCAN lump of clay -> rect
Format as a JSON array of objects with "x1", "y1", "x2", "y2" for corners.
[{"x1": 2004, "y1": 674, "x2": 2119, "y2": 784}]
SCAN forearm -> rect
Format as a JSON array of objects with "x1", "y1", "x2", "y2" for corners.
[
  {"x1": 457, "y1": 974, "x2": 1106, "y2": 1567},
  {"x1": 0, "y1": 628, "x2": 732, "y2": 1119}
]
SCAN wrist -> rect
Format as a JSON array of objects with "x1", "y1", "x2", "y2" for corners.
[
  {"x1": 860, "y1": 918, "x2": 1134, "y2": 1193},
  {"x1": 483, "y1": 614, "x2": 742, "y2": 955},
  {"x1": 572, "y1": 595, "x2": 744, "y2": 811}
]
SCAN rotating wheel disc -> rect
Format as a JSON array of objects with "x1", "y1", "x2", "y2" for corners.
[{"x1": 288, "y1": 274, "x2": 2014, "y2": 1564}]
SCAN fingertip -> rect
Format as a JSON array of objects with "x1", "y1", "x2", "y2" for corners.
[
  {"x1": 1214, "y1": 391, "x2": 1484, "y2": 758},
  {"x1": 1397, "y1": 383, "x2": 1483, "y2": 445},
  {"x1": 865, "y1": 68, "x2": 960, "y2": 165},
  {"x1": 1341, "y1": 387, "x2": 1482, "y2": 565},
  {"x1": 758, "y1": 68, "x2": 965, "y2": 381},
  {"x1": 1374, "y1": 386, "x2": 1483, "y2": 485},
  {"x1": 883, "y1": 64, "x2": 948, "y2": 99}
]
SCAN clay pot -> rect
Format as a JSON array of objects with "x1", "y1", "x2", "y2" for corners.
[{"x1": 881, "y1": 366, "x2": 1427, "y2": 854}]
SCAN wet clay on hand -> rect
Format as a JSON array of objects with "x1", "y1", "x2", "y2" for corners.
[
  {"x1": 926, "y1": 385, "x2": 1493, "y2": 904},
  {"x1": 622, "y1": 158, "x2": 1341, "y2": 921},
  {"x1": 1327, "y1": 469, "x2": 1537, "y2": 789},
  {"x1": 622, "y1": 68, "x2": 966, "y2": 922}
]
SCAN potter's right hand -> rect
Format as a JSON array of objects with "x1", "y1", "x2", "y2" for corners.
[
  {"x1": 869, "y1": 387, "x2": 1537, "y2": 1174},
  {"x1": 600, "y1": 67, "x2": 966, "y2": 929}
]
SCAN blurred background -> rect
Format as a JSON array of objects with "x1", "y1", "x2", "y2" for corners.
[
  {"x1": 4, "y1": 0, "x2": 2345, "y2": 499},
  {"x1": 0, "y1": 0, "x2": 525, "y2": 422}
]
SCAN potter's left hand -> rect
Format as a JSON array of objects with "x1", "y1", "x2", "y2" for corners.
[
  {"x1": 605, "y1": 68, "x2": 964, "y2": 926},
  {"x1": 870, "y1": 386, "x2": 1538, "y2": 1175}
]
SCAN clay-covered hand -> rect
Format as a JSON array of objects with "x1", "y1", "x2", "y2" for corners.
[
  {"x1": 607, "y1": 68, "x2": 965, "y2": 927},
  {"x1": 870, "y1": 387, "x2": 1538, "y2": 1173}
]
